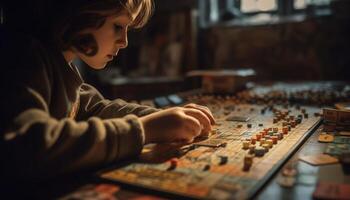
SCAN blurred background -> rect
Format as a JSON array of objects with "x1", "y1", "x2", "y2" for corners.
[{"x1": 2, "y1": 0, "x2": 350, "y2": 100}]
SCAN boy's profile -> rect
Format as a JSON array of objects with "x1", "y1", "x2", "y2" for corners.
[{"x1": 0, "y1": 0, "x2": 215, "y2": 183}]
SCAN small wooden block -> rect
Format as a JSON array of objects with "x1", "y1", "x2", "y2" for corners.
[
  {"x1": 277, "y1": 176, "x2": 296, "y2": 187},
  {"x1": 318, "y1": 134, "x2": 335, "y2": 143},
  {"x1": 282, "y1": 168, "x2": 297, "y2": 177}
]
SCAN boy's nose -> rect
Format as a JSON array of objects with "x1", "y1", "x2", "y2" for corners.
[{"x1": 117, "y1": 31, "x2": 128, "y2": 49}]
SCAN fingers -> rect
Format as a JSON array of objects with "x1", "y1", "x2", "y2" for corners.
[
  {"x1": 181, "y1": 114, "x2": 202, "y2": 143},
  {"x1": 184, "y1": 104, "x2": 216, "y2": 125},
  {"x1": 141, "y1": 106, "x2": 213, "y2": 145},
  {"x1": 183, "y1": 108, "x2": 212, "y2": 135}
]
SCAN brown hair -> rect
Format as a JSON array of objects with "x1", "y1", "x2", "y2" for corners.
[{"x1": 51, "y1": 0, "x2": 154, "y2": 56}]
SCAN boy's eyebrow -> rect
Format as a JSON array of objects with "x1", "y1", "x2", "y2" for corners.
[
  {"x1": 112, "y1": 10, "x2": 134, "y2": 22},
  {"x1": 112, "y1": 15, "x2": 133, "y2": 27}
]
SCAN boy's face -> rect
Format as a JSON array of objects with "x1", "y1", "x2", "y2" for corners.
[{"x1": 75, "y1": 10, "x2": 135, "y2": 69}]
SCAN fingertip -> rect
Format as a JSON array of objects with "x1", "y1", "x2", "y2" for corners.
[
  {"x1": 203, "y1": 123, "x2": 211, "y2": 134},
  {"x1": 200, "y1": 130, "x2": 210, "y2": 138},
  {"x1": 184, "y1": 138, "x2": 194, "y2": 144},
  {"x1": 207, "y1": 114, "x2": 215, "y2": 124}
]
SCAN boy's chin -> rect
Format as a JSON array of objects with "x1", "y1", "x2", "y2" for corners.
[
  {"x1": 86, "y1": 61, "x2": 107, "y2": 70},
  {"x1": 79, "y1": 57, "x2": 108, "y2": 70}
]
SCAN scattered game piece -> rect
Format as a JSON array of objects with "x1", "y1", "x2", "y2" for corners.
[
  {"x1": 313, "y1": 182, "x2": 350, "y2": 200},
  {"x1": 273, "y1": 127, "x2": 278, "y2": 133},
  {"x1": 282, "y1": 168, "x2": 297, "y2": 177},
  {"x1": 249, "y1": 145, "x2": 256, "y2": 154},
  {"x1": 262, "y1": 144, "x2": 269, "y2": 152},
  {"x1": 276, "y1": 132, "x2": 283, "y2": 140},
  {"x1": 299, "y1": 154, "x2": 339, "y2": 166},
  {"x1": 242, "y1": 141, "x2": 250, "y2": 149},
  {"x1": 255, "y1": 146, "x2": 265, "y2": 157},
  {"x1": 277, "y1": 176, "x2": 296, "y2": 188},
  {"x1": 268, "y1": 131, "x2": 274, "y2": 136},
  {"x1": 219, "y1": 156, "x2": 228, "y2": 165},
  {"x1": 318, "y1": 133, "x2": 335, "y2": 143},
  {"x1": 282, "y1": 127, "x2": 288, "y2": 134},
  {"x1": 266, "y1": 139, "x2": 273, "y2": 148},
  {"x1": 271, "y1": 136, "x2": 278, "y2": 144},
  {"x1": 260, "y1": 138, "x2": 266, "y2": 146},
  {"x1": 203, "y1": 164, "x2": 211, "y2": 171},
  {"x1": 167, "y1": 158, "x2": 178, "y2": 171},
  {"x1": 256, "y1": 134, "x2": 262, "y2": 141},
  {"x1": 243, "y1": 154, "x2": 254, "y2": 171},
  {"x1": 273, "y1": 118, "x2": 278, "y2": 123},
  {"x1": 250, "y1": 136, "x2": 256, "y2": 144}
]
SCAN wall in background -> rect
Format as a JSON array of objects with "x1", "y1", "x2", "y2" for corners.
[{"x1": 198, "y1": 14, "x2": 350, "y2": 80}]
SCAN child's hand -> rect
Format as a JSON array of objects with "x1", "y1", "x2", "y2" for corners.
[
  {"x1": 183, "y1": 103, "x2": 215, "y2": 125},
  {"x1": 140, "y1": 105, "x2": 215, "y2": 144}
]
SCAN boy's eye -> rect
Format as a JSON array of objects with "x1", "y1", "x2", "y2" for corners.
[{"x1": 114, "y1": 24, "x2": 123, "y2": 31}]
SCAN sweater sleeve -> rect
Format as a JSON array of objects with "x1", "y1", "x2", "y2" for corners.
[
  {"x1": 76, "y1": 83, "x2": 161, "y2": 120},
  {"x1": 1, "y1": 85, "x2": 145, "y2": 182},
  {"x1": 0, "y1": 34, "x2": 146, "y2": 182}
]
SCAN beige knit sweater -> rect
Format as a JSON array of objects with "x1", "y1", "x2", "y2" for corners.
[{"x1": 0, "y1": 31, "x2": 159, "y2": 181}]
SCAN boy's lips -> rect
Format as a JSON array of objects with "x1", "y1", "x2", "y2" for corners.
[
  {"x1": 107, "y1": 50, "x2": 119, "y2": 60},
  {"x1": 107, "y1": 51, "x2": 119, "y2": 59},
  {"x1": 107, "y1": 55, "x2": 114, "y2": 60}
]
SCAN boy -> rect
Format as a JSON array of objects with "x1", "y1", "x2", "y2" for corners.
[{"x1": 0, "y1": 0, "x2": 214, "y2": 182}]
